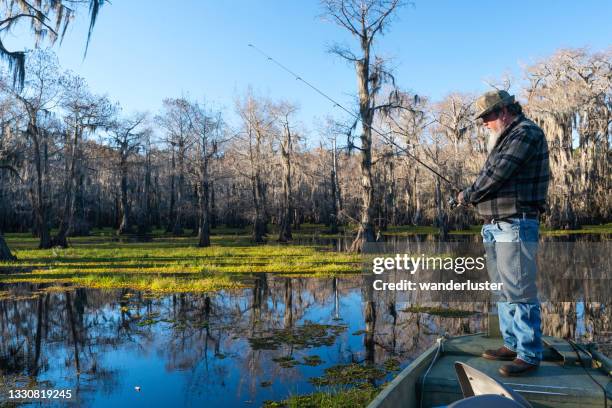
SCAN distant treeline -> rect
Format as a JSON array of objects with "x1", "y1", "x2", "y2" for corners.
[{"x1": 0, "y1": 47, "x2": 610, "y2": 253}]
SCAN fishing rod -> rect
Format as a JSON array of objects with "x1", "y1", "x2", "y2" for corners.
[{"x1": 248, "y1": 43, "x2": 464, "y2": 208}]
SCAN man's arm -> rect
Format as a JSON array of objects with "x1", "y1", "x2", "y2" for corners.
[{"x1": 461, "y1": 127, "x2": 541, "y2": 204}]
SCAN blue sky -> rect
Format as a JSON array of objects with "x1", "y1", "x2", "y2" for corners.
[{"x1": 4, "y1": 0, "x2": 611, "y2": 137}]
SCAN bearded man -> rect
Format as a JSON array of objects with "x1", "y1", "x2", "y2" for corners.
[{"x1": 457, "y1": 90, "x2": 550, "y2": 376}]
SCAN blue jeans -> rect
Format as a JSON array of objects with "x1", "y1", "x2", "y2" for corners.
[{"x1": 482, "y1": 217, "x2": 543, "y2": 365}]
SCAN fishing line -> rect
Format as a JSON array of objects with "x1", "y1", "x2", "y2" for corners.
[{"x1": 248, "y1": 43, "x2": 462, "y2": 194}]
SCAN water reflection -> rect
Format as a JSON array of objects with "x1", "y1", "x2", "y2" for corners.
[
  {"x1": 0, "y1": 275, "x2": 608, "y2": 407},
  {"x1": 295, "y1": 232, "x2": 610, "y2": 251}
]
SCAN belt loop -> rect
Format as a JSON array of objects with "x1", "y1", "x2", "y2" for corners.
[{"x1": 522, "y1": 212, "x2": 526, "y2": 220}]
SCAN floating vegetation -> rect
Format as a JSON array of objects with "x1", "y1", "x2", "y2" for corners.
[
  {"x1": 172, "y1": 320, "x2": 188, "y2": 330},
  {"x1": 351, "y1": 329, "x2": 368, "y2": 336},
  {"x1": 136, "y1": 318, "x2": 158, "y2": 326},
  {"x1": 309, "y1": 363, "x2": 386, "y2": 386},
  {"x1": 272, "y1": 356, "x2": 299, "y2": 368},
  {"x1": 248, "y1": 321, "x2": 347, "y2": 351},
  {"x1": 266, "y1": 360, "x2": 398, "y2": 406},
  {"x1": 260, "y1": 380, "x2": 273, "y2": 388},
  {"x1": 263, "y1": 385, "x2": 380, "y2": 408},
  {"x1": 135, "y1": 312, "x2": 161, "y2": 326},
  {"x1": 401, "y1": 306, "x2": 479, "y2": 318},
  {"x1": 1, "y1": 228, "x2": 361, "y2": 293},
  {"x1": 302, "y1": 355, "x2": 323, "y2": 366},
  {"x1": 383, "y1": 358, "x2": 400, "y2": 372},
  {"x1": 309, "y1": 357, "x2": 402, "y2": 388}
]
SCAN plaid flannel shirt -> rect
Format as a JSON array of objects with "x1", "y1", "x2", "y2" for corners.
[{"x1": 462, "y1": 114, "x2": 550, "y2": 219}]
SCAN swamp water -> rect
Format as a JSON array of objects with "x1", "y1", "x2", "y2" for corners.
[
  {"x1": 0, "y1": 278, "x2": 608, "y2": 407},
  {"x1": 0, "y1": 233, "x2": 609, "y2": 407}
]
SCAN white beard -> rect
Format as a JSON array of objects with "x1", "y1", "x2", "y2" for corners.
[{"x1": 486, "y1": 128, "x2": 503, "y2": 153}]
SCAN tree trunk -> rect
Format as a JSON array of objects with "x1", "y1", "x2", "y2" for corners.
[
  {"x1": 330, "y1": 169, "x2": 339, "y2": 234},
  {"x1": 278, "y1": 124, "x2": 292, "y2": 242},
  {"x1": 118, "y1": 154, "x2": 131, "y2": 235},
  {"x1": 54, "y1": 127, "x2": 80, "y2": 247},
  {"x1": 209, "y1": 179, "x2": 217, "y2": 229},
  {"x1": 138, "y1": 148, "x2": 152, "y2": 236},
  {"x1": 197, "y1": 155, "x2": 211, "y2": 248},
  {"x1": 70, "y1": 172, "x2": 90, "y2": 236},
  {"x1": 412, "y1": 167, "x2": 422, "y2": 225},
  {"x1": 330, "y1": 138, "x2": 342, "y2": 234},
  {"x1": 252, "y1": 175, "x2": 266, "y2": 243},
  {"x1": 249, "y1": 125, "x2": 266, "y2": 243},
  {"x1": 434, "y1": 175, "x2": 449, "y2": 239},
  {"x1": 166, "y1": 149, "x2": 176, "y2": 232},
  {"x1": 0, "y1": 235, "x2": 16, "y2": 261},
  {"x1": 173, "y1": 142, "x2": 185, "y2": 236},
  {"x1": 31, "y1": 125, "x2": 52, "y2": 249},
  {"x1": 349, "y1": 56, "x2": 376, "y2": 252}
]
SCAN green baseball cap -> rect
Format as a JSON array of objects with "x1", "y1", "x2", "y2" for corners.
[{"x1": 474, "y1": 90, "x2": 515, "y2": 120}]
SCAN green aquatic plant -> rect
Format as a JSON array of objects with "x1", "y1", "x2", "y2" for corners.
[
  {"x1": 309, "y1": 363, "x2": 386, "y2": 386},
  {"x1": 249, "y1": 322, "x2": 348, "y2": 351},
  {"x1": 382, "y1": 358, "x2": 400, "y2": 372},
  {"x1": 272, "y1": 356, "x2": 299, "y2": 368},
  {"x1": 262, "y1": 384, "x2": 379, "y2": 408},
  {"x1": 0, "y1": 229, "x2": 361, "y2": 292},
  {"x1": 136, "y1": 319, "x2": 158, "y2": 326},
  {"x1": 302, "y1": 355, "x2": 324, "y2": 366}
]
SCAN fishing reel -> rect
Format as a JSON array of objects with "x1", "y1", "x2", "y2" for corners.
[{"x1": 448, "y1": 196, "x2": 460, "y2": 209}]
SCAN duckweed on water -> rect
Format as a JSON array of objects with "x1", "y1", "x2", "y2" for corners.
[
  {"x1": 264, "y1": 358, "x2": 400, "y2": 407},
  {"x1": 382, "y1": 358, "x2": 401, "y2": 372},
  {"x1": 263, "y1": 385, "x2": 379, "y2": 408},
  {"x1": 136, "y1": 319, "x2": 158, "y2": 327},
  {"x1": 248, "y1": 321, "x2": 348, "y2": 351},
  {"x1": 0, "y1": 228, "x2": 361, "y2": 292},
  {"x1": 272, "y1": 356, "x2": 300, "y2": 368},
  {"x1": 302, "y1": 355, "x2": 324, "y2": 366},
  {"x1": 309, "y1": 363, "x2": 386, "y2": 386}
]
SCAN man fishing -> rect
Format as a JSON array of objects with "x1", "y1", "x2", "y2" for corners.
[{"x1": 457, "y1": 90, "x2": 550, "y2": 376}]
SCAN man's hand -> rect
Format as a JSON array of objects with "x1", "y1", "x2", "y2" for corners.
[{"x1": 457, "y1": 191, "x2": 466, "y2": 206}]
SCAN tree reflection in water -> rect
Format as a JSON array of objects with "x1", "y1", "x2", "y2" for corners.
[{"x1": 0, "y1": 274, "x2": 608, "y2": 407}]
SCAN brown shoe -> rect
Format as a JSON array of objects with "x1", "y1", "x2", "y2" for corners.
[
  {"x1": 482, "y1": 346, "x2": 517, "y2": 361},
  {"x1": 499, "y1": 358, "x2": 538, "y2": 376}
]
